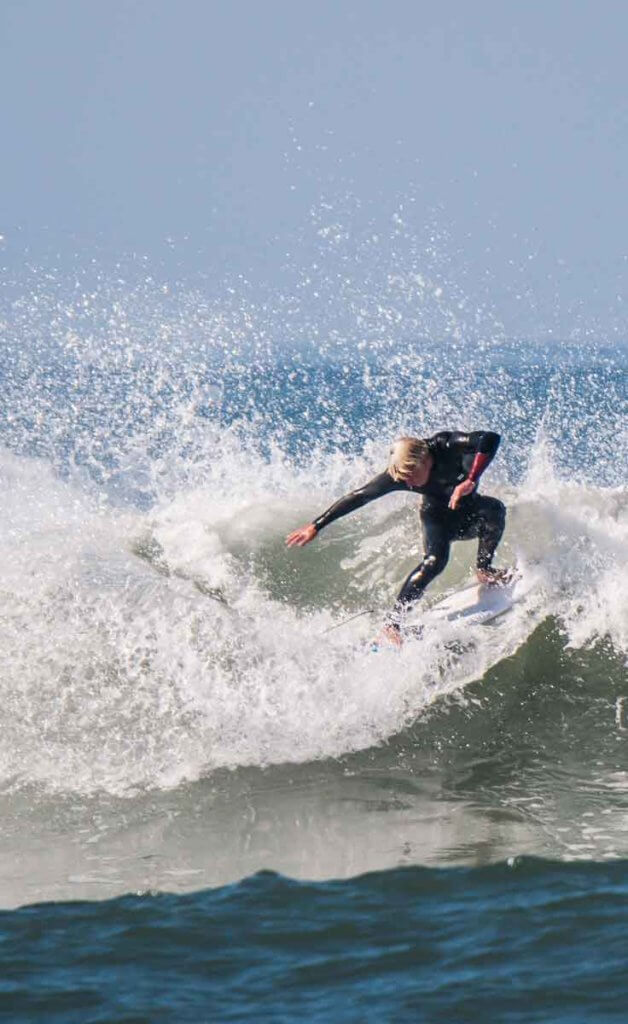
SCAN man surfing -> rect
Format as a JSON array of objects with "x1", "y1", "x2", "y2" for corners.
[{"x1": 285, "y1": 430, "x2": 507, "y2": 646}]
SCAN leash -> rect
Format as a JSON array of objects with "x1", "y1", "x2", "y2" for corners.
[{"x1": 321, "y1": 608, "x2": 375, "y2": 635}]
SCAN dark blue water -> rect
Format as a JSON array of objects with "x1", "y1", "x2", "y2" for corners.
[{"x1": 1, "y1": 859, "x2": 626, "y2": 1022}]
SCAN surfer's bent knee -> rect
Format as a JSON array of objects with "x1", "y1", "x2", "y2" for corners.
[
  {"x1": 422, "y1": 551, "x2": 448, "y2": 577},
  {"x1": 406, "y1": 551, "x2": 448, "y2": 588},
  {"x1": 396, "y1": 549, "x2": 449, "y2": 607}
]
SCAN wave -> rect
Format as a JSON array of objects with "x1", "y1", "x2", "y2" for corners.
[
  {"x1": 3, "y1": 858, "x2": 628, "y2": 1021},
  {"x1": 0, "y1": 259, "x2": 625, "y2": 796},
  {"x1": 0, "y1": 423, "x2": 625, "y2": 797}
]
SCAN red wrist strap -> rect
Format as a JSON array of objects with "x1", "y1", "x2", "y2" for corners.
[{"x1": 468, "y1": 452, "x2": 491, "y2": 483}]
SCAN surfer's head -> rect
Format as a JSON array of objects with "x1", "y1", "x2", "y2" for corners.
[{"x1": 388, "y1": 437, "x2": 431, "y2": 483}]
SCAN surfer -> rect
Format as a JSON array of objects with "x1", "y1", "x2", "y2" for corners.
[{"x1": 285, "y1": 431, "x2": 507, "y2": 646}]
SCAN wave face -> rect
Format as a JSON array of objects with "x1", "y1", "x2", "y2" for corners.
[{"x1": 0, "y1": 269, "x2": 626, "y2": 802}]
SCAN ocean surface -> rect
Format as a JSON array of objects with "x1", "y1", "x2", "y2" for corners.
[{"x1": 0, "y1": 263, "x2": 626, "y2": 1020}]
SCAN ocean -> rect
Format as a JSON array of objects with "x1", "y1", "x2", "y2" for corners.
[{"x1": 0, "y1": 263, "x2": 626, "y2": 1020}]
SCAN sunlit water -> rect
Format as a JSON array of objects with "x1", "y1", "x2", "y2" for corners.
[{"x1": 0, "y1": 255, "x2": 626, "y2": 1019}]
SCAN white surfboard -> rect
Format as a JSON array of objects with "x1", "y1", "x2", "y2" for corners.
[
  {"x1": 424, "y1": 579, "x2": 517, "y2": 627},
  {"x1": 367, "y1": 564, "x2": 538, "y2": 651}
]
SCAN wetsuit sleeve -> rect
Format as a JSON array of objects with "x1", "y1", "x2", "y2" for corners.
[
  {"x1": 312, "y1": 472, "x2": 404, "y2": 532},
  {"x1": 463, "y1": 431, "x2": 501, "y2": 482}
]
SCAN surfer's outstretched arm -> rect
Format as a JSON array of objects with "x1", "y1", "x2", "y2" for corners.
[{"x1": 285, "y1": 471, "x2": 403, "y2": 547}]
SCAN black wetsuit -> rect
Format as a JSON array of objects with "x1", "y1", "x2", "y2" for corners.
[{"x1": 313, "y1": 431, "x2": 506, "y2": 624}]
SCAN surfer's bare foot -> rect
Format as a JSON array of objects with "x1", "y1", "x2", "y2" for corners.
[
  {"x1": 476, "y1": 567, "x2": 512, "y2": 586},
  {"x1": 375, "y1": 625, "x2": 403, "y2": 648}
]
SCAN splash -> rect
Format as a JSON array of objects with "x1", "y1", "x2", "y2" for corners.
[{"x1": 0, "y1": 241, "x2": 626, "y2": 795}]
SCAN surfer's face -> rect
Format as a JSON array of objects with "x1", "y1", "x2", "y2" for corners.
[{"x1": 405, "y1": 456, "x2": 433, "y2": 488}]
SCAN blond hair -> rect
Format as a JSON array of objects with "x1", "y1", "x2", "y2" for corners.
[{"x1": 388, "y1": 436, "x2": 430, "y2": 482}]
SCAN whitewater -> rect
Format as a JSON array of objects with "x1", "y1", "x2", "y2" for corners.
[{"x1": 0, "y1": 262, "x2": 626, "y2": 907}]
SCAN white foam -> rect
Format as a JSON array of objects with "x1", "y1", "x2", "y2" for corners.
[{"x1": 0, "y1": 422, "x2": 624, "y2": 797}]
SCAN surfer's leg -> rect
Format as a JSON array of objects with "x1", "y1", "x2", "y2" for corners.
[
  {"x1": 387, "y1": 511, "x2": 451, "y2": 626},
  {"x1": 472, "y1": 496, "x2": 506, "y2": 570}
]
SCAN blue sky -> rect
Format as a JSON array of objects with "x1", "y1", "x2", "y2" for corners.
[{"x1": 1, "y1": 0, "x2": 626, "y2": 338}]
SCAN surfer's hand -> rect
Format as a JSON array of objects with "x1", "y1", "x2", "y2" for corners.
[
  {"x1": 449, "y1": 479, "x2": 476, "y2": 509},
  {"x1": 285, "y1": 523, "x2": 317, "y2": 548}
]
